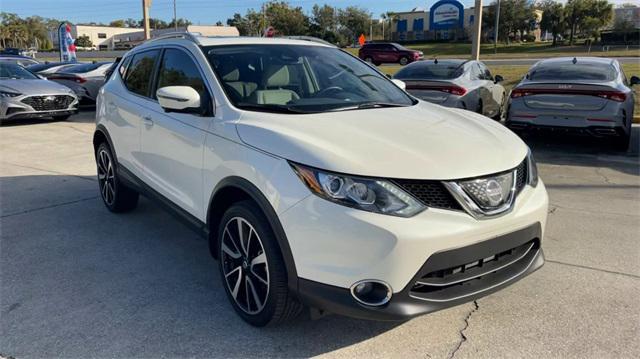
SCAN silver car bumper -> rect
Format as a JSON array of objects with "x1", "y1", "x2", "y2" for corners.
[{"x1": 1, "y1": 94, "x2": 79, "y2": 120}]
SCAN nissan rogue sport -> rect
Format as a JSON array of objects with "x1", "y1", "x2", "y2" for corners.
[{"x1": 93, "y1": 34, "x2": 548, "y2": 327}]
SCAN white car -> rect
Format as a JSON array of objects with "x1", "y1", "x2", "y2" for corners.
[
  {"x1": 47, "y1": 62, "x2": 112, "y2": 104},
  {"x1": 94, "y1": 33, "x2": 548, "y2": 326}
]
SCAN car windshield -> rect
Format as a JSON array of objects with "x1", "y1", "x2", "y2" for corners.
[
  {"x1": 202, "y1": 44, "x2": 415, "y2": 113},
  {"x1": 395, "y1": 61, "x2": 465, "y2": 80},
  {"x1": 529, "y1": 63, "x2": 617, "y2": 81},
  {"x1": 0, "y1": 63, "x2": 38, "y2": 80}
]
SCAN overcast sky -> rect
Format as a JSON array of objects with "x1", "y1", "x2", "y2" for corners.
[{"x1": 3, "y1": 0, "x2": 633, "y2": 25}]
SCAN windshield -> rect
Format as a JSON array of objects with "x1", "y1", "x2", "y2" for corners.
[
  {"x1": 529, "y1": 63, "x2": 617, "y2": 82},
  {"x1": 0, "y1": 63, "x2": 38, "y2": 80},
  {"x1": 395, "y1": 61, "x2": 465, "y2": 80},
  {"x1": 202, "y1": 44, "x2": 415, "y2": 113}
]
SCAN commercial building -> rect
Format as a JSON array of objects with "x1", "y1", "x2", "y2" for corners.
[
  {"x1": 391, "y1": 0, "x2": 541, "y2": 42},
  {"x1": 51, "y1": 24, "x2": 239, "y2": 51}
]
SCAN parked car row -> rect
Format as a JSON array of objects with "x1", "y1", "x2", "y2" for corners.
[
  {"x1": 0, "y1": 58, "x2": 114, "y2": 122},
  {"x1": 394, "y1": 56, "x2": 637, "y2": 150}
]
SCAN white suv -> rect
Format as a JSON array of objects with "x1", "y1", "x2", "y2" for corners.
[{"x1": 94, "y1": 34, "x2": 548, "y2": 326}]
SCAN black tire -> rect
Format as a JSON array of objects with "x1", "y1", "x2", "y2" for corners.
[
  {"x1": 52, "y1": 115, "x2": 71, "y2": 121},
  {"x1": 611, "y1": 131, "x2": 631, "y2": 152},
  {"x1": 95, "y1": 142, "x2": 139, "y2": 212},
  {"x1": 399, "y1": 56, "x2": 409, "y2": 66},
  {"x1": 217, "y1": 200, "x2": 302, "y2": 327},
  {"x1": 364, "y1": 56, "x2": 373, "y2": 63}
]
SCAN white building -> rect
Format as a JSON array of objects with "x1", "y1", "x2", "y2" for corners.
[{"x1": 52, "y1": 24, "x2": 239, "y2": 51}]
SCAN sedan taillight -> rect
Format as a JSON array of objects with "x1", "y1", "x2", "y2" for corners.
[
  {"x1": 511, "y1": 88, "x2": 626, "y2": 102},
  {"x1": 442, "y1": 86, "x2": 467, "y2": 96}
]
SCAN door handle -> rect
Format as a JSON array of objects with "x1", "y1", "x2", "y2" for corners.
[{"x1": 143, "y1": 116, "x2": 154, "y2": 127}]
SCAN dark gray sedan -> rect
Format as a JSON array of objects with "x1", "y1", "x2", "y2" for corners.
[
  {"x1": 506, "y1": 57, "x2": 638, "y2": 150},
  {"x1": 394, "y1": 59, "x2": 506, "y2": 119}
]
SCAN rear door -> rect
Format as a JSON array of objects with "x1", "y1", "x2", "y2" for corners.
[
  {"x1": 140, "y1": 47, "x2": 212, "y2": 219},
  {"x1": 106, "y1": 49, "x2": 160, "y2": 178}
]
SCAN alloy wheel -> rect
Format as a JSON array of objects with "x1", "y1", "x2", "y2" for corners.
[
  {"x1": 221, "y1": 217, "x2": 270, "y2": 315},
  {"x1": 97, "y1": 149, "x2": 115, "y2": 206}
]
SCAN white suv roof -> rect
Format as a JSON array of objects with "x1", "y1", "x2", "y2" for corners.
[{"x1": 137, "y1": 33, "x2": 333, "y2": 50}]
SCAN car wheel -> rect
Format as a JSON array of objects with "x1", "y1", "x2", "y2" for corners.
[
  {"x1": 399, "y1": 56, "x2": 409, "y2": 66},
  {"x1": 612, "y1": 130, "x2": 631, "y2": 152},
  {"x1": 96, "y1": 142, "x2": 139, "y2": 212},
  {"x1": 365, "y1": 56, "x2": 373, "y2": 64},
  {"x1": 218, "y1": 201, "x2": 302, "y2": 327},
  {"x1": 52, "y1": 115, "x2": 71, "y2": 121}
]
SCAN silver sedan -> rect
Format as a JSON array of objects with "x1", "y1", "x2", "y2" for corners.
[
  {"x1": 0, "y1": 63, "x2": 78, "y2": 122},
  {"x1": 393, "y1": 59, "x2": 506, "y2": 119},
  {"x1": 506, "y1": 57, "x2": 638, "y2": 151}
]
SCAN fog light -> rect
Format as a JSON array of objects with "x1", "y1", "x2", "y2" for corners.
[{"x1": 350, "y1": 280, "x2": 392, "y2": 306}]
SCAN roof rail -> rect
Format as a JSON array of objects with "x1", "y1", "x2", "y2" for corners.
[
  {"x1": 282, "y1": 36, "x2": 335, "y2": 47},
  {"x1": 145, "y1": 31, "x2": 201, "y2": 45}
]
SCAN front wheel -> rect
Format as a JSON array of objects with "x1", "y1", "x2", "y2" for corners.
[{"x1": 218, "y1": 201, "x2": 301, "y2": 326}]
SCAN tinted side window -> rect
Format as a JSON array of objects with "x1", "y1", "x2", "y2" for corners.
[
  {"x1": 118, "y1": 56, "x2": 131, "y2": 78},
  {"x1": 156, "y1": 49, "x2": 207, "y2": 98},
  {"x1": 124, "y1": 50, "x2": 160, "y2": 97}
]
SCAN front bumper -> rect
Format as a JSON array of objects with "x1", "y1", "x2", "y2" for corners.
[
  {"x1": 1, "y1": 95, "x2": 79, "y2": 120},
  {"x1": 297, "y1": 223, "x2": 544, "y2": 321},
  {"x1": 280, "y1": 179, "x2": 548, "y2": 320}
]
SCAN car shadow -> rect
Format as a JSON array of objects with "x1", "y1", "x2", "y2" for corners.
[
  {"x1": 518, "y1": 125, "x2": 640, "y2": 177},
  {"x1": 0, "y1": 174, "x2": 401, "y2": 357}
]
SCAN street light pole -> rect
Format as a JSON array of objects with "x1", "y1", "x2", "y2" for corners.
[
  {"x1": 173, "y1": 0, "x2": 178, "y2": 31},
  {"x1": 142, "y1": 0, "x2": 151, "y2": 40},
  {"x1": 470, "y1": 0, "x2": 483, "y2": 60},
  {"x1": 494, "y1": 0, "x2": 500, "y2": 54}
]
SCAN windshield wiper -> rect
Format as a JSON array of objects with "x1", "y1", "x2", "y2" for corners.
[
  {"x1": 235, "y1": 103, "x2": 311, "y2": 114},
  {"x1": 329, "y1": 102, "x2": 410, "y2": 112}
]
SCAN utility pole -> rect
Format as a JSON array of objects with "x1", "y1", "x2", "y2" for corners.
[
  {"x1": 173, "y1": 0, "x2": 178, "y2": 31},
  {"x1": 494, "y1": 0, "x2": 500, "y2": 54},
  {"x1": 142, "y1": 0, "x2": 151, "y2": 40},
  {"x1": 470, "y1": 0, "x2": 483, "y2": 60},
  {"x1": 370, "y1": 19, "x2": 373, "y2": 40}
]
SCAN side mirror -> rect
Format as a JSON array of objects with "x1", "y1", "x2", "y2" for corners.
[
  {"x1": 630, "y1": 75, "x2": 640, "y2": 86},
  {"x1": 391, "y1": 79, "x2": 406, "y2": 90},
  {"x1": 494, "y1": 74, "x2": 504, "y2": 83},
  {"x1": 157, "y1": 86, "x2": 201, "y2": 113}
]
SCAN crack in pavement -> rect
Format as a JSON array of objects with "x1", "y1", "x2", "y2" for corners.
[
  {"x1": 0, "y1": 196, "x2": 99, "y2": 219},
  {"x1": 448, "y1": 300, "x2": 479, "y2": 359},
  {"x1": 547, "y1": 202, "x2": 640, "y2": 218},
  {"x1": 594, "y1": 167, "x2": 615, "y2": 185},
  {"x1": 546, "y1": 259, "x2": 640, "y2": 280}
]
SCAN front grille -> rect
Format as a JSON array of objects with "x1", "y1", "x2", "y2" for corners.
[
  {"x1": 410, "y1": 238, "x2": 540, "y2": 302},
  {"x1": 515, "y1": 159, "x2": 527, "y2": 193},
  {"x1": 393, "y1": 180, "x2": 462, "y2": 210},
  {"x1": 21, "y1": 95, "x2": 75, "y2": 111}
]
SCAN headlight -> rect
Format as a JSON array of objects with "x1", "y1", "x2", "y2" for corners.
[
  {"x1": 290, "y1": 163, "x2": 426, "y2": 217},
  {"x1": 526, "y1": 148, "x2": 538, "y2": 187},
  {"x1": 0, "y1": 90, "x2": 21, "y2": 98}
]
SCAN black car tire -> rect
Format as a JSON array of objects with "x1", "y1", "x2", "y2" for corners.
[
  {"x1": 399, "y1": 56, "x2": 409, "y2": 66},
  {"x1": 218, "y1": 200, "x2": 302, "y2": 327},
  {"x1": 612, "y1": 131, "x2": 631, "y2": 152},
  {"x1": 96, "y1": 142, "x2": 139, "y2": 212}
]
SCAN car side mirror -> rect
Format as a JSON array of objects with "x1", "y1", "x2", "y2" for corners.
[
  {"x1": 391, "y1": 79, "x2": 406, "y2": 90},
  {"x1": 157, "y1": 86, "x2": 201, "y2": 114},
  {"x1": 630, "y1": 75, "x2": 640, "y2": 86},
  {"x1": 494, "y1": 75, "x2": 504, "y2": 83}
]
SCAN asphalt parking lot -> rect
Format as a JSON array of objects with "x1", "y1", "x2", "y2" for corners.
[{"x1": 1, "y1": 110, "x2": 639, "y2": 358}]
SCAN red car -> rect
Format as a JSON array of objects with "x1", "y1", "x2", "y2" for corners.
[{"x1": 358, "y1": 43, "x2": 424, "y2": 66}]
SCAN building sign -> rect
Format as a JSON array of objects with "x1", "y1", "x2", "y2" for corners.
[
  {"x1": 429, "y1": 0, "x2": 464, "y2": 30},
  {"x1": 58, "y1": 23, "x2": 77, "y2": 62}
]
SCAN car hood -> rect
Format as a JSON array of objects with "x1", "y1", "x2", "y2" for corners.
[
  {"x1": 0, "y1": 79, "x2": 75, "y2": 96},
  {"x1": 236, "y1": 101, "x2": 527, "y2": 180}
]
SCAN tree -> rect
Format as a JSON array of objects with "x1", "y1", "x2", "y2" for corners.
[
  {"x1": 539, "y1": 0, "x2": 566, "y2": 46},
  {"x1": 109, "y1": 19, "x2": 125, "y2": 27},
  {"x1": 124, "y1": 18, "x2": 139, "y2": 28},
  {"x1": 264, "y1": 1, "x2": 309, "y2": 36},
  {"x1": 337, "y1": 6, "x2": 371, "y2": 43},
  {"x1": 565, "y1": 0, "x2": 613, "y2": 44},
  {"x1": 311, "y1": 4, "x2": 337, "y2": 38},
  {"x1": 75, "y1": 34, "x2": 92, "y2": 48},
  {"x1": 215, "y1": 20, "x2": 223, "y2": 26},
  {"x1": 168, "y1": 18, "x2": 192, "y2": 29},
  {"x1": 483, "y1": 0, "x2": 536, "y2": 44}
]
